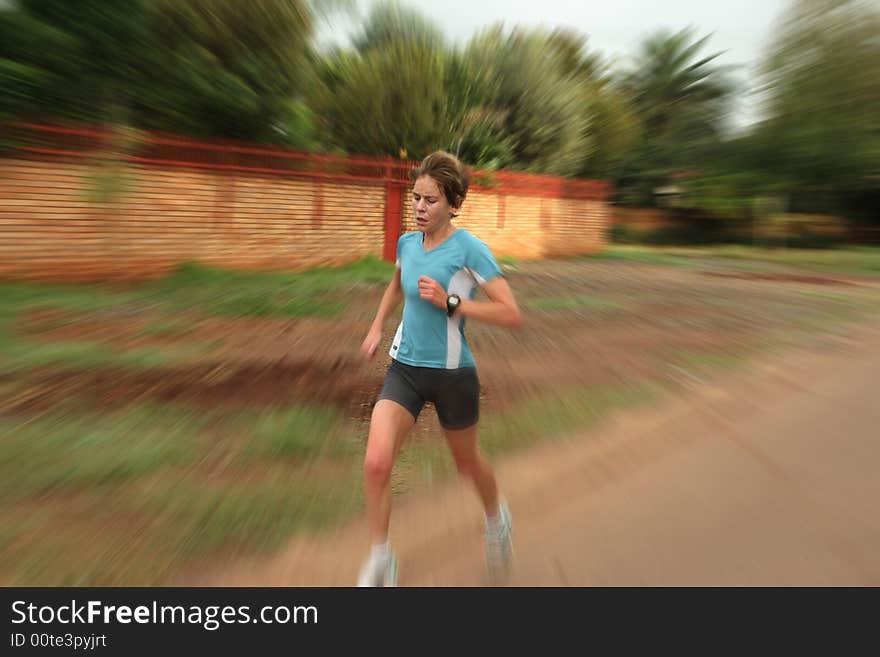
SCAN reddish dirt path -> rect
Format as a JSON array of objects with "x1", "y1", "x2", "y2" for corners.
[{"x1": 176, "y1": 320, "x2": 880, "y2": 586}]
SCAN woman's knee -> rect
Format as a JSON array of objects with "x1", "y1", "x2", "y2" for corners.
[
  {"x1": 451, "y1": 448, "x2": 482, "y2": 479},
  {"x1": 363, "y1": 401, "x2": 413, "y2": 483},
  {"x1": 363, "y1": 449, "x2": 394, "y2": 484},
  {"x1": 445, "y1": 426, "x2": 481, "y2": 478},
  {"x1": 363, "y1": 422, "x2": 403, "y2": 485}
]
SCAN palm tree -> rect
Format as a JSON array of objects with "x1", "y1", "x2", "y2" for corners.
[
  {"x1": 614, "y1": 27, "x2": 735, "y2": 204},
  {"x1": 621, "y1": 27, "x2": 733, "y2": 140}
]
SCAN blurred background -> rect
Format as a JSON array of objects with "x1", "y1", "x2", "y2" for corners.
[
  {"x1": 1, "y1": 0, "x2": 879, "y2": 585},
  {"x1": 2, "y1": 0, "x2": 878, "y2": 234}
]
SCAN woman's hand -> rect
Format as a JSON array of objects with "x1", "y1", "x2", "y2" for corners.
[
  {"x1": 418, "y1": 275, "x2": 448, "y2": 311},
  {"x1": 360, "y1": 326, "x2": 383, "y2": 361}
]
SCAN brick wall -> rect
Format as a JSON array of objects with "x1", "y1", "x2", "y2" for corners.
[
  {"x1": 1, "y1": 158, "x2": 387, "y2": 280},
  {"x1": 1, "y1": 132, "x2": 610, "y2": 281},
  {"x1": 400, "y1": 190, "x2": 606, "y2": 261}
]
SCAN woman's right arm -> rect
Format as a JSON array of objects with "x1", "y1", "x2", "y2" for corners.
[{"x1": 361, "y1": 267, "x2": 403, "y2": 360}]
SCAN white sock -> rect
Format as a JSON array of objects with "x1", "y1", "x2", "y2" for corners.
[
  {"x1": 370, "y1": 540, "x2": 391, "y2": 563},
  {"x1": 486, "y1": 504, "x2": 505, "y2": 533}
]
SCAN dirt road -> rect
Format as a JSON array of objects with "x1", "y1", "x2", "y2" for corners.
[{"x1": 179, "y1": 319, "x2": 880, "y2": 587}]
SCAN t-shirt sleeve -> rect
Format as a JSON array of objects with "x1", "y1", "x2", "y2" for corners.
[
  {"x1": 465, "y1": 236, "x2": 503, "y2": 286},
  {"x1": 395, "y1": 234, "x2": 405, "y2": 268}
]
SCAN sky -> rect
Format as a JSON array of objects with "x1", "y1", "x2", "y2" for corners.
[{"x1": 320, "y1": 0, "x2": 796, "y2": 128}]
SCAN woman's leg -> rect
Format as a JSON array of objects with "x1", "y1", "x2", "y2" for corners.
[
  {"x1": 444, "y1": 423, "x2": 513, "y2": 581},
  {"x1": 443, "y1": 423, "x2": 499, "y2": 515},
  {"x1": 362, "y1": 399, "x2": 415, "y2": 553}
]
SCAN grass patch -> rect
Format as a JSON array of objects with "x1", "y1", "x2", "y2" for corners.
[
  {"x1": 236, "y1": 404, "x2": 358, "y2": 461},
  {"x1": 136, "y1": 317, "x2": 197, "y2": 338},
  {"x1": 0, "y1": 401, "x2": 364, "y2": 584},
  {"x1": 0, "y1": 336, "x2": 214, "y2": 375},
  {"x1": 527, "y1": 295, "x2": 618, "y2": 312},
  {"x1": 592, "y1": 245, "x2": 880, "y2": 275},
  {"x1": 590, "y1": 247, "x2": 700, "y2": 268},
  {"x1": 479, "y1": 385, "x2": 653, "y2": 457},
  {"x1": 148, "y1": 472, "x2": 362, "y2": 560},
  {"x1": 0, "y1": 281, "x2": 139, "y2": 318},
  {"x1": 668, "y1": 348, "x2": 751, "y2": 382},
  {"x1": 0, "y1": 403, "x2": 206, "y2": 498},
  {"x1": 0, "y1": 468, "x2": 362, "y2": 585},
  {"x1": 0, "y1": 256, "x2": 395, "y2": 373},
  {"x1": 683, "y1": 245, "x2": 880, "y2": 275},
  {"x1": 0, "y1": 256, "x2": 395, "y2": 326},
  {"x1": 140, "y1": 257, "x2": 393, "y2": 318}
]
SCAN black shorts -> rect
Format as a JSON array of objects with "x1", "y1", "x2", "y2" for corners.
[{"x1": 378, "y1": 359, "x2": 480, "y2": 430}]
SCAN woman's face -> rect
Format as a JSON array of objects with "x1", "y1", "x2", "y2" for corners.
[{"x1": 412, "y1": 175, "x2": 457, "y2": 234}]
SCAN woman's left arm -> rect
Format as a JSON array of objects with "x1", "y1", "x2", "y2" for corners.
[{"x1": 418, "y1": 275, "x2": 522, "y2": 329}]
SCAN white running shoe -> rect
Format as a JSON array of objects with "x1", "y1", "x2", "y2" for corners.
[
  {"x1": 357, "y1": 552, "x2": 399, "y2": 587},
  {"x1": 485, "y1": 500, "x2": 513, "y2": 583}
]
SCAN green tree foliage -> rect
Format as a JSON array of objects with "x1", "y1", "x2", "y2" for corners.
[
  {"x1": 140, "y1": 0, "x2": 318, "y2": 142},
  {"x1": 351, "y1": 0, "x2": 443, "y2": 52},
  {"x1": 0, "y1": 0, "x2": 151, "y2": 124},
  {"x1": 753, "y1": 0, "x2": 880, "y2": 218},
  {"x1": 463, "y1": 26, "x2": 592, "y2": 176},
  {"x1": 12, "y1": 0, "x2": 872, "y2": 237},
  {"x1": 614, "y1": 27, "x2": 735, "y2": 205},
  {"x1": 316, "y1": 39, "x2": 455, "y2": 158},
  {"x1": 684, "y1": 0, "x2": 880, "y2": 229},
  {"x1": 1, "y1": 0, "x2": 319, "y2": 144}
]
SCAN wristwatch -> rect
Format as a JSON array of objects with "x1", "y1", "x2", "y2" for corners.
[{"x1": 446, "y1": 293, "x2": 461, "y2": 317}]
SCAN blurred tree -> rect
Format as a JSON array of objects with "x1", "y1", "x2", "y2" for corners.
[
  {"x1": 753, "y1": 0, "x2": 880, "y2": 222},
  {"x1": 316, "y1": 39, "x2": 454, "y2": 158},
  {"x1": 351, "y1": 0, "x2": 444, "y2": 52},
  {"x1": 621, "y1": 27, "x2": 732, "y2": 139},
  {"x1": 615, "y1": 27, "x2": 735, "y2": 205},
  {"x1": 316, "y1": 17, "x2": 634, "y2": 177},
  {"x1": 538, "y1": 29, "x2": 636, "y2": 179},
  {"x1": 577, "y1": 79, "x2": 641, "y2": 180},
  {"x1": 443, "y1": 49, "x2": 515, "y2": 171},
  {"x1": 0, "y1": 0, "x2": 322, "y2": 145},
  {"x1": 0, "y1": 0, "x2": 151, "y2": 125},
  {"x1": 0, "y1": 6, "x2": 61, "y2": 125},
  {"x1": 307, "y1": 0, "x2": 354, "y2": 23},
  {"x1": 463, "y1": 26, "x2": 593, "y2": 176},
  {"x1": 315, "y1": 1, "x2": 492, "y2": 161},
  {"x1": 142, "y1": 0, "x2": 317, "y2": 143}
]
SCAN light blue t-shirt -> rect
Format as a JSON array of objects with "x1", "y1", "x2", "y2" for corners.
[{"x1": 390, "y1": 229, "x2": 503, "y2": 369}]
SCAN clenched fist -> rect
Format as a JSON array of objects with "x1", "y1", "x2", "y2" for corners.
[{"x1": 418, "y1": 276, "x2": 448, "y2": 311}]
